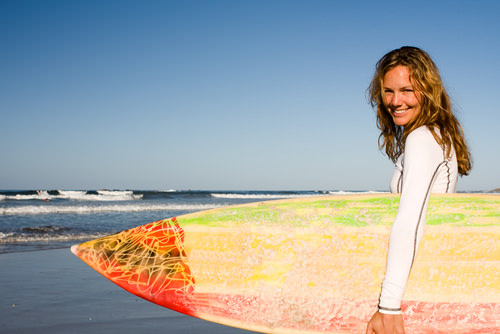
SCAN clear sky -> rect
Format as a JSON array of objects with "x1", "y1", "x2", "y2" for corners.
[{"x1": 1, "y1": 0, "x2": 499, "y2": 191}]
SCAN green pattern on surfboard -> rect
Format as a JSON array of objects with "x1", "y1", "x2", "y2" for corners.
[{"x1": 178, "y1": 194, "x2": 499, "y2": 228}]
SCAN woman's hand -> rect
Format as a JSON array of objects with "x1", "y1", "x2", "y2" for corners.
[{"x1": 366, "y1": 311, "x2": 405, "y2": 334}]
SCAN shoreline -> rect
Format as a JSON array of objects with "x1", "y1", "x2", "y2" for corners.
[{"x1": 0, "y1": 248, "x2": 257, "y2": 334}]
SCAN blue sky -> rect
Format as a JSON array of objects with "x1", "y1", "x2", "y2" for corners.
[{"x1": 1, "y1": 0, "x2": 499, "y2": 191}]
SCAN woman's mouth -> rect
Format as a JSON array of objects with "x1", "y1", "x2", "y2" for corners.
[{"x1": 393, "y1": 109, "x2": 408, "y2": 115}]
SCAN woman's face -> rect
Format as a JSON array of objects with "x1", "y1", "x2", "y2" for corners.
[{"x1": 382, "y1": 65, "x2": 422, "y2": 127}]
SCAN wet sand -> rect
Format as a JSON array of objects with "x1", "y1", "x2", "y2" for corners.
[{"x1": 0, "y1": 248, "x2": 258, "y2": 334}]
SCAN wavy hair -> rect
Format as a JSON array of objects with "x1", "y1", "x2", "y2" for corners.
[{"x1": 368, "y1": 46, "x2": 471, "y2": 176}]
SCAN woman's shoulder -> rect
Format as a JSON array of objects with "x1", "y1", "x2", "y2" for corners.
[
  {"x1": 405, "y1": 126, "x2": 442, "y2": 151},
  {"x1": 407, "y1": 125, "x2": 434, "y2": 139}
]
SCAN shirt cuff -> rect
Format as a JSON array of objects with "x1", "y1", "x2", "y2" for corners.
[{"x1": 378, "y1": 305, "x2": 402, "y2": 315}]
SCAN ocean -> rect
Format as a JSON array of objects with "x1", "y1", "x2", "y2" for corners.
[{"x1": 0, "y1": 189, "x2": 383, "y2": 254}]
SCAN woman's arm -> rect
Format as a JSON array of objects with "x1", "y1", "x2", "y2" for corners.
[{"x1": 378, "y1": 127, "x2": 445, "y2": 313}]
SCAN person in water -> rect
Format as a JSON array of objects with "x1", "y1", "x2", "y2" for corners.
[{"x1": 365, "y1": 46, "x2": 472, "y2": 334}]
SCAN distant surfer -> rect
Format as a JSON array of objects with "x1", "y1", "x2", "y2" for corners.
[
  {"x1": 365, "y1": 46, "x2": 472, "y2": 334},
  {"x1": 37, "y1": 190, "x2": 50, "y2": 202}
]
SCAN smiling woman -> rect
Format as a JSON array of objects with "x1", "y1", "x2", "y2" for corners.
[
  {"x1": 365, "y1": 46, "x2": 472, "y2": 334},
  {"x1": 368, "y1": 47, "x2": 471, "y2": 176}
]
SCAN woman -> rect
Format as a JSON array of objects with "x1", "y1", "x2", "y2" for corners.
[{"x1": 365, "y1": 46, "x2": 472, "y2": 334}]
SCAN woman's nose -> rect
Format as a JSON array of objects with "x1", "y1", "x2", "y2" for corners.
[{"x1": 390, "y1": 92, "x2": 402, "y2": 106}]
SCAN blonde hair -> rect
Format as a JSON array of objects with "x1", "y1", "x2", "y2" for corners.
[{"x1": 368, "y1": 46, "x2": 471, "y2": 176}]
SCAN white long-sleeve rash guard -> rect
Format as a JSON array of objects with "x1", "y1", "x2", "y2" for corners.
[{"x1": 378, "y1": 126, "x2": 458, "y2": 314}]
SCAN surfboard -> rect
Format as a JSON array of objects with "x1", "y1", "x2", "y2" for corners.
[{"x1": 71, "y1": 193, "x2": 500, "y2": 333}]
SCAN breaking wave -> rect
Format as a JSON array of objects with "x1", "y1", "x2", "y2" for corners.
[{"x1": 0, "y1": 203, "x2": 222, "y2": 216}]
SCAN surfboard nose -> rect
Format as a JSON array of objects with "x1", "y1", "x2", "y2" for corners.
[{"x1": 70, "y1": 244, "x2": 79, "y2": 255}]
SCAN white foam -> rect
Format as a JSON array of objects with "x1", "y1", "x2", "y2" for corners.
[
  {"x1": 0, "y1": 232, "x2": 14, "y2": 239},
  {"x1": 57, "y1": 190, "x2": 87, "y2": 198},
  {"x1": 11, "y1": 194, "x2": 50, "y2": 200},
  {"x1": 0, "y1": 203, "x2": 222, "y2": 216},
  {"x1": 0, "y1": 232, "x2": 110, "y2": 244},
  {"x1": 1, "y1": 190, "x2": 143, "y2": 201},
  {"x1": 96, "y1": 190, "x2": 132, "y2": 196},
  {"x1": 67, "y1": 192, "x2": 143, "y2": 201}
]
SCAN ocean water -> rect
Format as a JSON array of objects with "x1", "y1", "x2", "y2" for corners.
[{"x1": 0, "y1": 189, "x2": 381, "y2": 254}]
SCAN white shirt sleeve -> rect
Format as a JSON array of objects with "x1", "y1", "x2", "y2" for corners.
[{"x1": 378, "y1": 126, "x2": 450, "y2": 314}]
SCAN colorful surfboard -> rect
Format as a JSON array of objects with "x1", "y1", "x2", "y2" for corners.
[{"x1": 71, "y1": 194, "x2": 500, "y2": 333}]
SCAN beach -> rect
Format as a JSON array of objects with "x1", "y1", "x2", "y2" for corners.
[{"x1": 0, "y1": 248, "x2": 258, "y2": 334}]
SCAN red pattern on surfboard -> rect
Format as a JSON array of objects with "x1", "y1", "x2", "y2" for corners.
[
  {"x1": 191, "y1": 293, "x2": 499, "y2": 333},
  {"x1": 72, "y1": 217, "x2": 196, "y2": 316}
]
